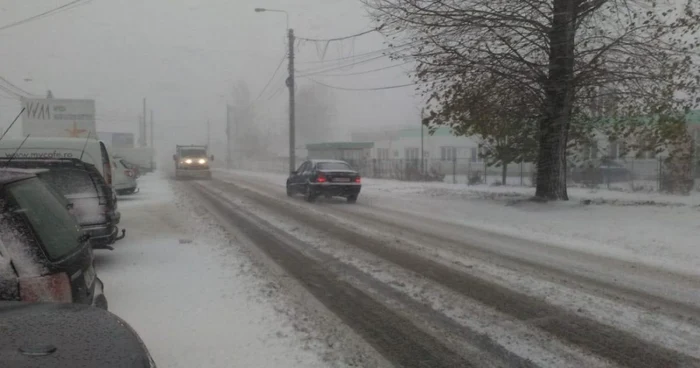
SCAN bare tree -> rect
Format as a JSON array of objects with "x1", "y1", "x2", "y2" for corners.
[{"x1": 364, "y1": 0, "x2": 700, "y2": 200}]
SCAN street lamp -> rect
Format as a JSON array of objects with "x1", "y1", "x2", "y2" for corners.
[
  {"x1": 255, "y1": 7, "x2": 295, "y2": 173},
  {"x1": 254, "y1": 8, "x2": 289, "y2": 31}
]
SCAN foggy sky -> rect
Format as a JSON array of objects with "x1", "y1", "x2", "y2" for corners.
[{"x1": 0, "y1": 0, "x2": 421, "y2": 157}]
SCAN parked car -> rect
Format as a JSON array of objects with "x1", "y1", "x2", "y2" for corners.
[
  {"x1": 0, "y1": 301, "x2": 155, "y2": 367},
  {"x1": 286, "y1": 159, "x2": 362, "y2": 203},
  {"x1": 0, "y1": 169, "x2": 107, "y2": 309},
  {"x1": 112, "y1": 156, "x2": 138, "y2": 195},
  {"x1": 0, "y1": 136, "x2": 117, "y2": 186},
  {"x1": 0, "y1": 158, "x2": 124, "y2": 249},
  {"x1": 570, "y1": 158, "x2": 632, "y2": 185},
  {"x1": 119, "y1": 158, "x2": 142, "y2": 178}
]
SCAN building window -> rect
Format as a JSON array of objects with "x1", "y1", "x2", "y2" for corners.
[
  {"x1": 608, "y1": 140, "x2": 626, "y2": 159},
  {"x1": 441, "y1": 146, "x2": 456, "y2": 161},
  {"x1": 377, "y1": 148, "x2": 389, "y2": 160},
  {"x1": 405, "y1": 148, "x2": 419, "y2": 160},
  {"x1": 582, "y1": 141, "x2": 598, "y2": 160},
  {"x1": 470, "y1": 147, "x2": 484, "y2": 163}
]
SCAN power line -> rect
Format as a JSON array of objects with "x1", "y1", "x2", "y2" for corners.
[
  {"x1": 296, "y1": 26, "x2": 382, "y2": 43},
  {"x1": 295, "y1": 39, "x2": 419, "y2": 65},
  {"x1": 301, "y1": 61, "x2": 414, "y2": 78},
  {"x1": 0, "y1": 77, "x2": 37, "y2": 98},
  {"x1": 296, "y1": 53, "x2": 394, "y2": 77},
  {"x1": 253, "y1": 52, "x2": 287, "y2": 103},
  {"x1": 0, "y1": 0, "x2": 93, "y2": 32},
  {"x1": 306, "y1": 77, "x2": 418, "y2": 91}
]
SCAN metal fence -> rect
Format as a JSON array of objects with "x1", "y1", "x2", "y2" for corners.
[{"x1": 231, "y1": 156, "x2": 700, "y2": 193}]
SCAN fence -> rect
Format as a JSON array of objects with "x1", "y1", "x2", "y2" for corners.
[{"x1": 229, "y1": 156, "x2": 700, "y2": 193}]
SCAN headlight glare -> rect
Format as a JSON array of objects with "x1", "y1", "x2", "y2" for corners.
[
  {"x1": 184, "y1": 159, "x2": 193, "y2": 164},
  {"x1": 198, "y1": 158, "x2": 207, "y2": 164}
]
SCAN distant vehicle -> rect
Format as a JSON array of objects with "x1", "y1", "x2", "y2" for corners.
[
  {"x1": 112, "y1": 147, "x2": 155, "y2": 173},
  {"x1": 173, "y1": 145, "x2": 214, "y2": 180},
  {"x1": 0, "y1": 137, "x2": 116, "y2": 186},
  {"x1": 112, "y1": 156, "x2": 138, "y2": 195},
  {"x1": 286, "y1": 159, "x2": 362, "y2": 203},
  {"x1": 570, "y1": 158, "x2": 632, "y2": 185},
  {"x1": 0, "y1": 301, "x2": 155, "y2": 368},
  {"x1": 0, "y1": 158, "x2": 124, "y2": 250},
  {"x1": 0, "y1": 169, "x2": 107, "y2": 309}
]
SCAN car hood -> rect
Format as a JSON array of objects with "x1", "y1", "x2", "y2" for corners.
[{"x1": 0, "y1": 302, "x2": 154, "y2": 368}]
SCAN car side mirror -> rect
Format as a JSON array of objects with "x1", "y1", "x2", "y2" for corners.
[{"x1": 210, "y1": 155, "x2": 215, "y2": 162}]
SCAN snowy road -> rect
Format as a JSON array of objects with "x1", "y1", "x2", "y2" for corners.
[
  {"x1": 94, "y1": 174, "x2": 382, "y2": 368},
  {"x1": 183, "y1": 170, "x2": 700, "y2": 368}
]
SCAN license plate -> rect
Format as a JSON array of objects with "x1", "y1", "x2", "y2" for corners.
[
  {"x1": 84, "y1": 265, "x2": 96, "y2": 288},
  {"x1": 334, "y1": 178, "x2": 350, "y2": 182}
]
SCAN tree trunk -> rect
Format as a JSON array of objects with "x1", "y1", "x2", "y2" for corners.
[
  {"x1": 502, "y1": 163, "x2": 507, "y2": 185},
  {"x1": 535, "y1": 0, "x2": 576, "y2": 201}
]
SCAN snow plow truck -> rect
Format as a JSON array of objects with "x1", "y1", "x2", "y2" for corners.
[{"x1": 173, "y1": 145, "x2": 214, "y2": 180}]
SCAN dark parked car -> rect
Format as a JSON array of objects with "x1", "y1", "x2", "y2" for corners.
[
  {"x1": 570, "y1": 158, "x2": 632, "y2": 185},
  {"x1": 0, "y1": 158, "x2": 124, "y2": 250},
  {"x1": 0, "y1": 169, "x2": 107, "y2": 309},
  {"x1": 286, "y1": 159, "x2": 362, "y2": 203},
  {"x1": 0, "y1": 301, "x2": 155, "y2": 368}
]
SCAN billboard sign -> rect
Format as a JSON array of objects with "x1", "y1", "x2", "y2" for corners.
[{"x1": 21, "y1": 98, "x2": 96, "y2": 138}]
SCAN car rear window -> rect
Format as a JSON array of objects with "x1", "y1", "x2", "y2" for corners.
[
  {"x1": 317, "y1": 162, "x2": 352, "y2": 171},
  {"x1": 38, "y1": 168, "x2": 97, "y2": 198},
  {"x1": 6, "y1": 178, "x2": 83, "y2": 261}
]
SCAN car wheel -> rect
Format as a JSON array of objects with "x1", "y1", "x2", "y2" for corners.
[
  {"x1": 305, "y1": 185, "x2": 317, "y2": 203},
  {"x1": 347, "y1": 195, "x2": 358, "y2": 204},
  {"x1": 286, "y1": 184, "x2": 293, "y2": 197}
]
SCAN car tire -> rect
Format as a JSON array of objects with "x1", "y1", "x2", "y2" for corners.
[
  {"x1": 286, "y1": 184, "x2": 293, "y2": 197},
  {"x1": 305, "y1": 185, "x2": 317, "y2": 203},
  {"x1": 347, "y1": 195, "x2": 358, "y2": 204}
]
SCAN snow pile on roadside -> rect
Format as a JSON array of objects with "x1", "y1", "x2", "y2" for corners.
[
  {"x1": 96, "y1": 173, "x2": 330, "y2": 368},
  {"x1": 218, "y1": 168, "x2": 700, "y2": 276}
]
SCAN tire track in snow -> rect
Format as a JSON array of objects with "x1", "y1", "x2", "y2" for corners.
[{"x1": 206, "y1": 176, "x2": 700, "y2": 368}]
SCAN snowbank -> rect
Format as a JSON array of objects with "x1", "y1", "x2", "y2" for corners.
[{"x1": 217, "y1": 169, "x2": 700, "y2": 276}]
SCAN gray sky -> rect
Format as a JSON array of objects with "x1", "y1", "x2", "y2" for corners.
[{"x1": 0, "y1": 0, "x2": 421, "y2": 152}]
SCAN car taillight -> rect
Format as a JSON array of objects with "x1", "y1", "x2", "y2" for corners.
[
  {"x1": 317, "y1": 173, "x2": 327, "y2": 183},
  {"x1": 355, "y1": 176, "x2": 361, "y2": 183},
  {"x1": 19, "y1": 273, "x2": 72, "y2": 303}
]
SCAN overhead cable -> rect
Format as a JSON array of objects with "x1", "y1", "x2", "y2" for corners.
[{"x1": 0, "y1": 0, "x2": 93, "y2": 32}]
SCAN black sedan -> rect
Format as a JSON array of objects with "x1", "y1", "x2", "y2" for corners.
[
  {"x1": 0, "y1": 169, "x2": 107, "y2": 309},
  {"x1": 287, "y1": 159, "x2": 362, "y2": 203},
  {"x1": 0, "y1": 301, "x2": 155, "y2": 368}
]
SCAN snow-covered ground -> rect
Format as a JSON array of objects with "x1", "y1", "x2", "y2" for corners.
[
  {"x1": 216, "y1": 169, "x2": 700, "y2": 276},
  {"x1": 94, "y1": 173, "x2": 331, "y2": 368}
]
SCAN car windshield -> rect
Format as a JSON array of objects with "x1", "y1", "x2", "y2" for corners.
[
  {"x1": 6, "y1": 177, "x2": 82, "y2": 261},
  {"x1": 180, "y1": 149, "x2": 206, "y2": 157},
  {"x1": 317, "y1": 162, "x2": 352, "y2": 171}
]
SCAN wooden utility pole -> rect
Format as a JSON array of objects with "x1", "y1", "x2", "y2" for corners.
[{"x1": 287, "y1": 28, "x2": 296, "y2": 173}]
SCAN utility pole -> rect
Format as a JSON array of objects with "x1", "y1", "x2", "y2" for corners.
[
  {"x1": 420, "y1": 107, "x2": 425, "y2": 178},
  {"x1": 141, "y1": 98, "x2": 147, "y2": 147},
  {"x1": 226, "y1": 105, "x2": 232, "y2": 169},
  {"x1": 206, "y1": 119, "x2": 210, "y2": 147},
  {"x1": 287, "y1": 28, "x2": 296, "y2": 173},
  {"x1": 150, "y1": 110, "x2": 155, "y2": 171}
]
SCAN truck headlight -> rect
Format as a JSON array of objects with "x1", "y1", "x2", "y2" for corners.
[
  {"x1": 198, "y1": 158, "x2": 207, "y2": 164},
  {"x1": 184, "y1": 159, "x2": 193, "y2": 164}
]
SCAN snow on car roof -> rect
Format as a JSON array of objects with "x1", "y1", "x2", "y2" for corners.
[{"x1": 310, "y1": 159, "x2": 349, "y2": 164}]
